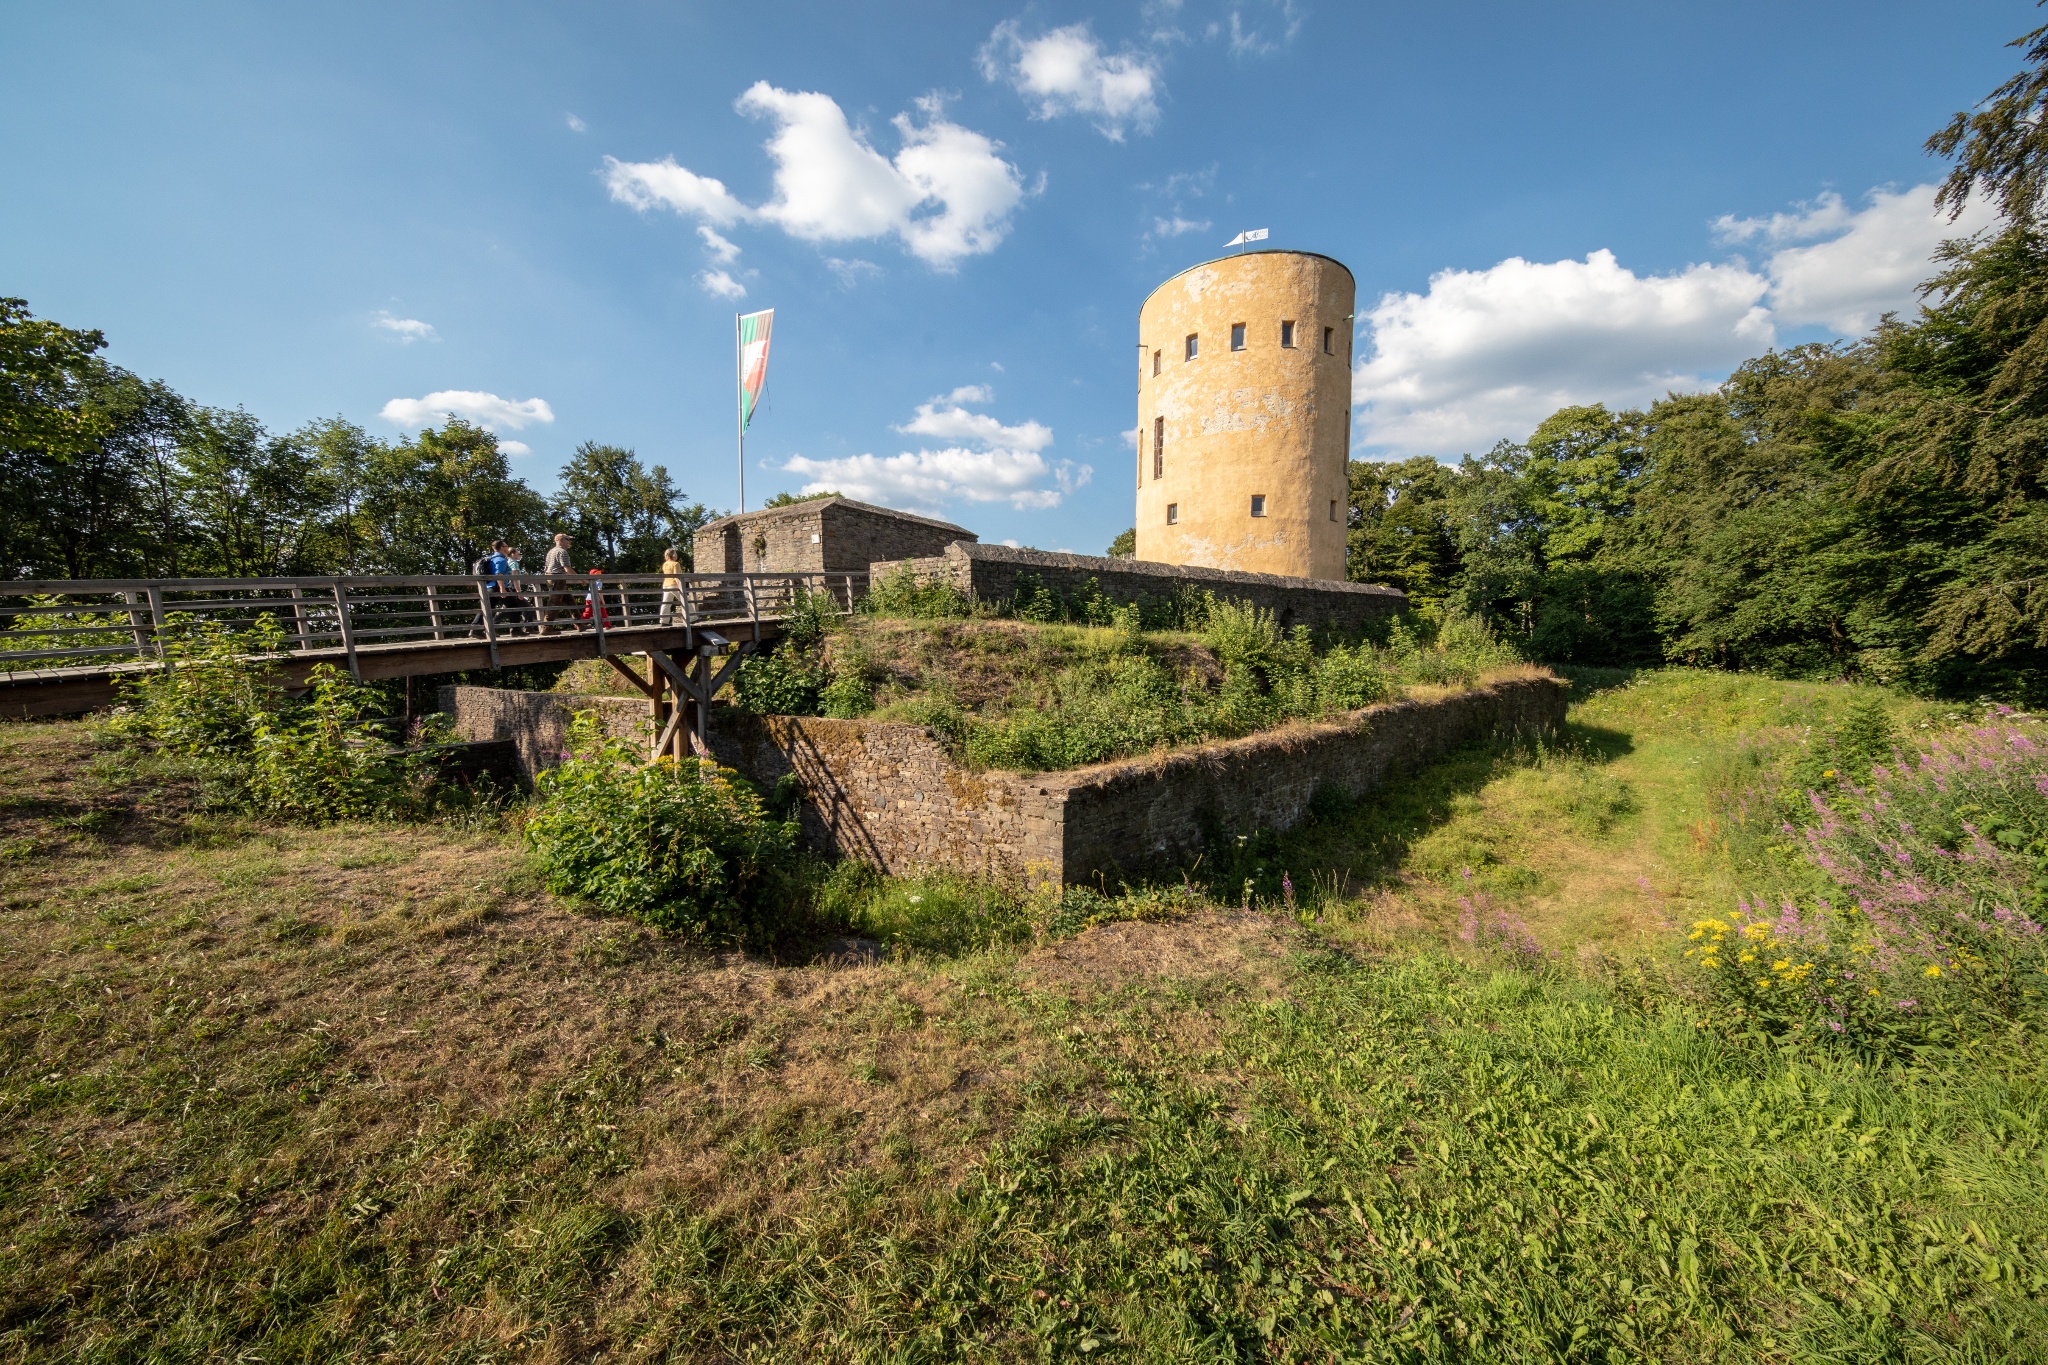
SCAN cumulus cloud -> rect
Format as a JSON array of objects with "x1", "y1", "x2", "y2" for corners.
[
  {"x1": 379, "y1": 390, "x2": 555, "y2": 432},
  {"x1": 697, "y1": 225, "x2": 741, "y2": 263},
  {"x1": 498, "y1": 440, "x2": 533, "y2": 456},
  {"x1": 566, "y1": 113, "x2": 587, "y2": 133},
  {"x1": 374, "y1": 312, "x2": 437, "y2": 343},
  {"x1": 1747, "y1": 184, "x2": 1999, "y2": 334},
  {"x1": 603, "y1": 82, "x2": 1026, "y2": 269},
  {"x1": 1353, "y1": 251, "x2": 1773, "y2": 458},
  {"x1": 697, "y1": 268, "x2": 748, "y2": 300},
  {"x1": 979, "y1": 21, "x2": 1162, "y2": 139},
  {"x1": 781, "y1": 389, "x2": 1086, "y2": 510}
]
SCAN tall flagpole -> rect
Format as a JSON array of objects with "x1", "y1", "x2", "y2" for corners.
[{"x1": 734, "y1": 311, "x2": 745, "y2": 513}]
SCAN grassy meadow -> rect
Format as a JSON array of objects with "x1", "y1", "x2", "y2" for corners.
[{"x1": 1, "y1": 669, "x2": 2044, "y2": 1361}]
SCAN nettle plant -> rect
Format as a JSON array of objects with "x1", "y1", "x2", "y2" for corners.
[
  {"x1": 523, "y1": 712, "x2": 799, "y2": 940},
  {"x1": 1689, "y1": 710, "x2": 2048, "y2": 1050}
]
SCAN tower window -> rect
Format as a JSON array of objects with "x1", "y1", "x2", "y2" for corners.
[
  {"x1": 1152, "y1": 349, "x2": 1161, "y2": 376},
  {"x1": 1250, "y1": 494, "x2": 1266, "y2": 517},
  {"x1": 1166, "y1": 503, "x2": 1178, "y2": 525},
  {"x1": 1280, "y1": 320, "x2": 1295, "y2": 348},
  {"x1": 1153, "y1": 416, "x2": 1164, "y2": 479},
  {"x1": 1330, "y1": 499, "x2": 1339, "y2": 522},
  {"x1": 1185, "y1": 333, "x2": 1198, "y2": 361},
  {"x1": 1323, "y1": 326, "x2": 1334, "y2": 355},
  {"x1": 1230, "y1": 323, "x2": 1246, "y2": 351}
]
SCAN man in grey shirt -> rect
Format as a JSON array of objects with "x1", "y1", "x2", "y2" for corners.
[{"x1": 540, "y1": 533, "x2": 575, "y2": 633}]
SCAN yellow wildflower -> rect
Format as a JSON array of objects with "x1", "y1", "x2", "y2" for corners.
[{"x1": 1925, "y1": 964, "x2": 1942, "y2": 978}]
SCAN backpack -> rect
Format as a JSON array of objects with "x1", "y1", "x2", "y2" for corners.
[{"x1": 472, "y1": 555, "x2": 492, "y2": 576}]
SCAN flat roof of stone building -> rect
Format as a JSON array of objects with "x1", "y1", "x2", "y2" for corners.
[
  {"x1": 931, "y1": 541, "x2": 1403, "y2": 596},
  {"x1": 698, "y1": 496, "x2": 977, "y2": 540}
]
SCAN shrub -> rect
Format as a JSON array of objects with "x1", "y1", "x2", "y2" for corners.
[
  {"x1": 524, "y1": 713, "x2": 799, "y2": 939},
  {"x1": 733, "y1": 648, "x2": 823, "y2": 716},
  {"x1": 863, "y1": 566, "x2": 972, "y2": 620},
  {"x1": 247, "y1": 665, "x2": 425, "y2": 822},
  {"x1": 1688, "y1": 708, "x2": 2048, "y2": 1051},
  {"x1": 108, "y1": 616, "x2": 290, "y2": 761}
]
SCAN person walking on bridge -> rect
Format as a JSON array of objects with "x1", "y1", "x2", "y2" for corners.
[
  {"x1": 659, "y1": 545, "x2": 685, "y2": 626},
  {"x1": 540, "y1": 533, "x2": 576, "y2": 634}
]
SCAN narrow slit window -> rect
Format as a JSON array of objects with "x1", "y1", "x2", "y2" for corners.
[
  {"x1": 1250, "y1": 494, "x2": 1266, "y2": 518},
  {"x1": 1230, "y1": 323, "x2": 1246, "y2": 351},
  {"x1": 1330, "y1": 499, "x2": 1339, "y2": 522},
  {"x1": 1185, "y1": 333, "x2": 1198, "y2": 361},
  {"x1": 1166, "y1": 503, "x2": 1178, "y2": 525},
  {"x1": 1152, "y1": 348, "x2": 1161, "y2": 376},
  {"x1": 1280, "y1": 320, "x2": 1295, "y2": 348},
  {"x1": 1323, "y1": 326, "x2": 1334, "y2": 355},
  {"x1": 1153, "y1": 416, "x2": 1164, "y2": 479}
]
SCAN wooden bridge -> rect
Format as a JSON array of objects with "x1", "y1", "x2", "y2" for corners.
[{"x1": 0, "y1": 572, "x2": 866, "y2": 760}]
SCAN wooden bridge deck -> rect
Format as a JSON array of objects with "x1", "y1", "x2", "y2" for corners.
[{"x1": 0, "y1": 572, "x2": 862, "y2": 720}]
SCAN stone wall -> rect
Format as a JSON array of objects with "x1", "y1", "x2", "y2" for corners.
[
  {"x1": 712, "y1": 673, "x2": 1565, "y2": 885},
  {"x1": 437, "y1": 686, "x2": 650, "y2": 784},
  {"x1": 442, "y1": 673, "x2": 1567, "y2": 886},
  {"x1": 868, "y1": 541, "x2": 1406, "y2": 635},
  {"x1": 696, "y1": 497, "x2": 975, "y2": 575}
]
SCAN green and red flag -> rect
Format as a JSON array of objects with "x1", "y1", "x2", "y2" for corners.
[{"x1": 737, "y1": 308, "x2": 774, "y2": 432}]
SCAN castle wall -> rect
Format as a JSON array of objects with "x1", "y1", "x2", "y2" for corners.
[
  {"x1": 1135, "y1": 250, "x2": 1355, "y2": 581},
  {"x1": 868, "y1": 542, "x2": 1405, "y2": 635},
  {"x1": 709, "y1": 674, "x2": 1566, "y2": 886},
  {"x1": 438, "y1": 673, "x2": 1565, "y2": 885}
]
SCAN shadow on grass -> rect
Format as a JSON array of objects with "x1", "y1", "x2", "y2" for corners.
[{"x1": 1190, "y1": 715, "x2": 1638, "y2": 908}]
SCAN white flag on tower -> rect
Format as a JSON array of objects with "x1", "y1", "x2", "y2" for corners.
[{"x1": 1225, "y1": 228, "x2": 1269, "y2": 247}]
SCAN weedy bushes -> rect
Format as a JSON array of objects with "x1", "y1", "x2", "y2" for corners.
[
  {"x1": 107, "y1": 618, "x2": 454, "y2": 820},
  {"x1": 1688, "y1": 707, "x2": 2048, "y2": 1052},
  {"x1": 523, "y1": 712, "x2": 800, "y2": 941}
]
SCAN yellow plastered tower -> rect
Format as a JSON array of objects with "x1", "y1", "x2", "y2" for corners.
[{"x1": 1134, "y1": 250, "x2": 1354, "y2": 581}]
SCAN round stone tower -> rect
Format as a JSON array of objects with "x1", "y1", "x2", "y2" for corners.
[{"x1": 1134, "y1": 250, "x2": 1354, "y2": 581}]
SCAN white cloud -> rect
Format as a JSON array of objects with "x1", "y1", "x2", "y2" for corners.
[
  {"x1": 1149, "y1": 215, "x2": 1210, "y2": 238},
  {"x1": 697, "y1": 268, "x2": 748, "y2": 300},
  {"x1": 566, "y1": 113, "x2": 587, "y2": 133},
  {"x1": 1751, "y1": 183, "x2": 1999, "y2": 334},
  {"x1": 602, "y1": 155, "x2": 751, "y2": 225},
  {"x1": 824, "y1": 256, "x2": 883, "y2": 287},
  {"x1": 498, "y1": 439, "x2": 532, "y2": 456},
  {"x1": 1353, "y1": 251, "x2": 1773, "y2": 458},
  {"x1": 373, "y1": 311, "x2": 438, "y2": 343},
  {"x1": 697, "y1": 225, "x2": 741, "y2": 263},
  {"x1": 979, "y1": 21, "x2": 1162, "y2": 140},
  {"x1": 379, "y1": 390, "x2": 555, "y2": 432},
  {"x1": 781, "y1": 391, "x2": 1085, "y2": 510},
  {"x1": 602, "y1": 83, "x2": 1026, "y2": 269}
]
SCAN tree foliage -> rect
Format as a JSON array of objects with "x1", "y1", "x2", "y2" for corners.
[{"x1": 0, "y1": 321, "x2": 715, "y2": 580}]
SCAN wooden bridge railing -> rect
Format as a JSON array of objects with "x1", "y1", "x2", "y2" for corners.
[{"x1": 0, "y1": 571, "x2": 867, "y2": 679}]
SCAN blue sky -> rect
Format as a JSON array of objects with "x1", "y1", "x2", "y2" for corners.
[{"x1": 2, "y1": 1, "x2": 2029, "y2": 555}]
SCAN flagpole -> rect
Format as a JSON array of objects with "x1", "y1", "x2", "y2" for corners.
[{"x1": 734, "y1": 311, "x2": 745, "y2": 513}]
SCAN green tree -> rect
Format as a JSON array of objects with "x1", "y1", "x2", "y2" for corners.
[
  {"x1": 300, "y1": 417, "x2": 383, "y2": 574},
  {"x1": 1107, "y1": 527, "x2": 1136, "y2": 557},
  {"x1": 176, "y1": 407, "x2": 324, "y2": 577},
  {"x1": 551, "y1": 442, "x2": 711, "y2": 572},
  {"x1": 359, "y1": 420, "x2": 548, "y2": 574}
]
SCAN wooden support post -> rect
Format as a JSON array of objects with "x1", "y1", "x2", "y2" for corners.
[
  {"x1": 288, "y1": 585, "x2": 312, "y2": 652},
  {"x1": 475, "y1": 580, "x2": 500, "y2": 671},
  {"x1": 744, "y1": 574, "x2": 761, "y2": 644},
  {"x1": 427, "y1": 582, "x2": 445, "y2": 640},
  {"x1": 332, "y1": 580, "x2": 361, "y2": 681},
  {"x1": 121, "y1": 591, "x2": 150, "y2": 659},
  {"x1": 144, "y1": 586, "x2": 166, "y2": 661}
]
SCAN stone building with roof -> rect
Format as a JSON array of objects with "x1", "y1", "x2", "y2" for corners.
[{"x1": 697, "y1": 496, "x2": 976, "y2": 575}]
